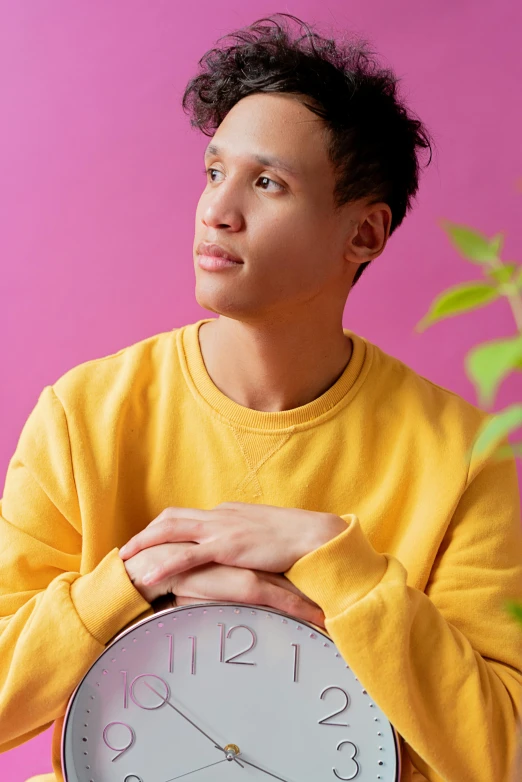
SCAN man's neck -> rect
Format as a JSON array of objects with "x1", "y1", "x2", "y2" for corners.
[{"x1": 197, "y1": 317, "x2": 353, "y2": 413}]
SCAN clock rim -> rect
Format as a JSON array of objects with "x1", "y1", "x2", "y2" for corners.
[{"x1": 61, "y1": 600, "x2": 402, "y2": 782}]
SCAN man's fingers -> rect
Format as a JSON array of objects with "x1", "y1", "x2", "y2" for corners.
[
  {"x1": 257, "y1": 579, "x2": 325, "y2": 628},
  {"x1": 166, "y1": 565, "x2": 325, "y2": 627},
  {"x1": 143, "y1": 543, "x2": 215, "y2": 583},
  {"x1": 258, "y1": 571, "x2": 320, "y2": 607},
  {"x1": 120, "y1": 519, "x2": 205, "y2": 560},
  {"x1": 174, "y1": 596, "x2": 208, "y2": 607},
  {"x1": 174, "y1": 589, "x2": 325, "y2": 628}
]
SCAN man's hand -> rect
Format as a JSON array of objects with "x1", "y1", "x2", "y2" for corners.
[
  {"x1": 119, "y1": 502, "x2": 346, "y2": 583},
  {"x1": 124, "y1": 541, "x2": 326, "y2": 628}
]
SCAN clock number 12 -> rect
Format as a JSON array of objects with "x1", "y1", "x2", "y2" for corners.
[{"x1": 217, "y1": 624, "x2": 257, "y2": 665}]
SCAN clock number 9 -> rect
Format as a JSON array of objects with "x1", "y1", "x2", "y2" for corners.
[{"x1": 102, "y1": 721, "x2": 136, "y2": 762}]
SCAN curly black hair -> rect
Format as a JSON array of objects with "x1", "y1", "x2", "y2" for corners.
[{"x1": 182, "y1": 13, "x2": 433, "y2": 287}]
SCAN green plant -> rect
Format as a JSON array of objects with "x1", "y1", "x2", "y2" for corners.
[{"x1": 415, "y1": 216, "x2": 522, "y2": 631}]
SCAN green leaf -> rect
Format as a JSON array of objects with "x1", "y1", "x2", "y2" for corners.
[
  {"x1": 489, "y1": 233, "x2": 504, "y2": 256},
  {"x1": 465, "y1": 335, "x2": 522, "y2": 406},
  {"x1": 487, "y1": 263, "x2": 518, "y2": 285},
  {"x1": 505, "y1": 600, "x2": 522, "y2": 626},
  {"x1": 515, "y1": 266, "x2": 522, "y2": 291},
  {"x1": 473, "y1": 404, "x2": 522, "y2": 459},
  {"x1": 494, "y1": 443, "x2": 522, "y2": 461},
  {"x1": 441, "y1": 221, "x2": 503, "y2": 264},
  {"x1": 415, "y1": 282, "x2": 500, "y2": 332}
]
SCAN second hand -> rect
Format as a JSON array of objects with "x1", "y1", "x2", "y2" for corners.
[{"x1": 165, "y1": 757, "x2": 229, "y2": 781}]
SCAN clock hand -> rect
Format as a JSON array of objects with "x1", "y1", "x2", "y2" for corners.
[
  {"x1": 143, "y1": 682, "x2": 244, "y2": 769},
  {"x1": 240, "y1": 757, "x2": 293, "y2": 782},
  {"x1": 164, "y1": 757, "x2": 228, "y2": 781}
]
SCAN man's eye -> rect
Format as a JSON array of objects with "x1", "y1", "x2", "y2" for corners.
[
  {"x1": 202, "y1": 168, "x2": 284, "y2": 192},
  {"x1": 257, "y1": 175, "x2": 284, "y2": 192}
]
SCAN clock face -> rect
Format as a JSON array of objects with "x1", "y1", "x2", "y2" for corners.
[{"x1": 62, "y1": 603, "x2": 400, "y2": 782}]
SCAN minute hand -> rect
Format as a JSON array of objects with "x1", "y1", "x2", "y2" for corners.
[{"x1": 144, "y1": 682, "x2": 244, "y2": 768}]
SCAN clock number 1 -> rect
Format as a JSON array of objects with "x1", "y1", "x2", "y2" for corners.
[
  {"x1": 189, "y1": 636, "x2": 196, "y2": 675},
  {"x1": 291, "y1": 643, "x2": 300, "y2": 682},
  {"x1": 166, "y1": 633, "x2": 174, "y2": 673}
]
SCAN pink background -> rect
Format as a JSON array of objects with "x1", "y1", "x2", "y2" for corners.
[{"x1": 2, "y1": 1, "x2": 522, "y2": 779}]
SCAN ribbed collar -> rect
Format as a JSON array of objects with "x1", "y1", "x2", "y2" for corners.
[{"x1": 177, "y1": 318, "x2": 372, "y2": 432}]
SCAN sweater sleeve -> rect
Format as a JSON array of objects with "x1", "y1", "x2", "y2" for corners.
[
  {"x1": 0, "y1": 386, "x2": 152, "y2": 753},
  {"x1": 285, "y1": 438, "x2": 522, "y2": 782}
]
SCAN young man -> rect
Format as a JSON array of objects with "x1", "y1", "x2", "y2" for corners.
[{"x1": 1, "y1": 12, "x2": 521, "y2": 782}]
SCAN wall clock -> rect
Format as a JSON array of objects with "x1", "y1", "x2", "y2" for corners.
[{"x1": 62, "y1": 602, "x2": 401, "y2": 781}]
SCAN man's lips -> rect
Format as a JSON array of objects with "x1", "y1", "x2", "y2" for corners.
[
  {"x1": 197, "y1": 242, "x2": 243, "y2": 262},
  {"x1": 198, "y1": 254, "x2": 243, "y2": 270}
]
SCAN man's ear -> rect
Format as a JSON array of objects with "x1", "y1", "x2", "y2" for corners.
[{"x1": 347, "y1": 201, "x2": 392, "y2": 263}]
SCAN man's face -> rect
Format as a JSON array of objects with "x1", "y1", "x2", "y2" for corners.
[{"x1": 193, "y1": 92, "x2": 358, "y2": 322}]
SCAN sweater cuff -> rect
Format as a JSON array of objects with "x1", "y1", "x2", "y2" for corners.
[
  {"x1": 70, "y1": 547, "x2": 152, "y2": 645},
  {"x1": 285, "y1": 514, "x2": 388, "y2": 618}
]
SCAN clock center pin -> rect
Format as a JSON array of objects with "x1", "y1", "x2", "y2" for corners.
[{"x1": 224, "y1": 743, "x2": 241, "y2": 760}]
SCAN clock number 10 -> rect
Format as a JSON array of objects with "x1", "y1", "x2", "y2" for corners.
[{"x1": 120, "y1": 671, "x2": 171, "y2": 710}]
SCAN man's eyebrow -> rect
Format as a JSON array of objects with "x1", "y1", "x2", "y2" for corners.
[{"x1": 204, "y1": 143, "x2": 299, "y2": 177}]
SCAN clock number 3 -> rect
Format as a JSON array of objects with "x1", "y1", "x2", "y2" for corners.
[
  {"x1": 333, "y1": 741, "x2": 360, "y2": 780},
  {"x1": 217, "y1": 624, "x2": 257, "y2": 665}
]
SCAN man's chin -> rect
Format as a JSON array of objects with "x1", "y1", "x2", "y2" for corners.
[{"x1": 194, "y1": 289, "x2": 244, "y2": 318}]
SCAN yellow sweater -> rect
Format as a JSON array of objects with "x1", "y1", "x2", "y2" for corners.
[{"x1": 1, "y1": 318, "x2": 521, "y2": 782}]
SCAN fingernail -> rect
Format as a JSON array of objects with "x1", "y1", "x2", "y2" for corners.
[
  {"x1": 142, "y1": 569, "x2": 158, "y2": 584},
  {"x1": 119, "y1": 544, "x2": 129, "y2": 557}
]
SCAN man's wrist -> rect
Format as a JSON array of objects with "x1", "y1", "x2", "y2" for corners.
[
  {"x1": 298, "y1": 514, "x2": 348, "y2": 562},
  {"x1": 123, "y1": 557, "x2": 163, "y2": 604}
]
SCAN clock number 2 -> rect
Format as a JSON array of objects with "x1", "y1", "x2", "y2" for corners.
[
  {"x1": 318, "y1": 686, "x2": 350, "y2": 727},
  {"x1": 217, "y1": 624, "x2": 257, "y2": 664}
]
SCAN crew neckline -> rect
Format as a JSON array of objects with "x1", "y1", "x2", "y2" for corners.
[{"x1": 177, "y1": 318, "x2": 372, "y2": 431}]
